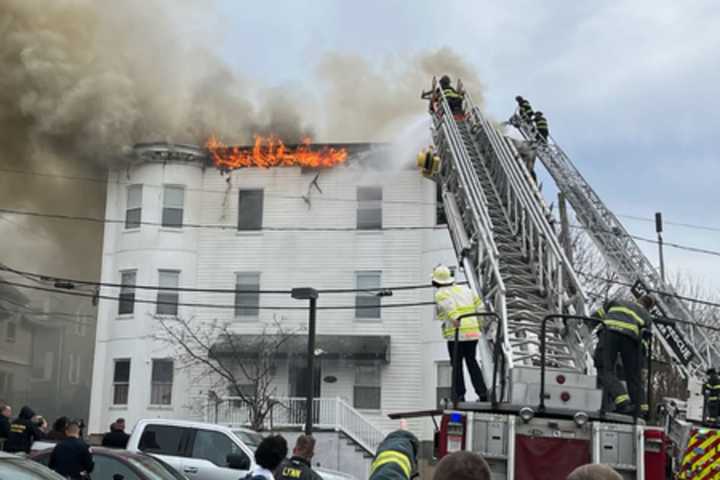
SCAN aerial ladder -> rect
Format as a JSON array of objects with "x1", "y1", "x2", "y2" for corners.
[
  {"x1": 510, "y1": 109, "x2": 720, "y2": 477},
  {"x1": 400, "y1": 80, "x2": 665, "y2": 479}
]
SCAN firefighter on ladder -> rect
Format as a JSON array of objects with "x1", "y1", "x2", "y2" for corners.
[
  {"x1": 592, "y1": 295, "x2": 655, "y2": 415},
  {"x1": 704, "y1": 368, "x2": 720, "y2": 426},
  {"x1": 432, "y1": 265, "x2": 489, "y2": 402},
  {"x1": 515, "y1": 96, "x2": 534, "y2": 122}
]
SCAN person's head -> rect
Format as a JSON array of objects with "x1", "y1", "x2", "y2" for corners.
[
  {"x1": 638, "y1": 295, "x2": 656, "y2": 310},
  {"x1": 433, "y1": 451, "x2": 491, "y2": 480},
  {"x1": 0, "y1": 403, "x2": 10, "y2": 418},
  {"x1": 115, "y1": 418, "x2": 126, "y2": 431},
  {"x1": 515, "y1": 95, "x2": 524, "y2": 102},
  {"x1": 254, "y1": 434, "x2": 288, "y2": 471},
  {"x1": 534, "y1": 111, "x2": 544, "y2": 117},
  {"x1": 439, "y1": 75, "x2": 451, "y2": 88},
  {"x1": 292, "y1": 435, "x2": 316, "y2": 461},
  {"x1": 432, "y1": 265, "x2": 455, "y2": 288},
  {"x1": 65, "y1": 421, "x2": 81, "y2": 439},
  {"x1": 18, "y1": 405, "x2": 35, "y2": 420},
  {"x1": 567, "y1": 463, "x2": 622, "y2": 480},
  {"x1": 52, "y1": 416, "x2": 69, "y2": 433}
]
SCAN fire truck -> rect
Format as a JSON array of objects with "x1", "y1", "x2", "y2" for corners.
[{"x1": 398, "y1": 79, "x2": 720, "y2": 479}]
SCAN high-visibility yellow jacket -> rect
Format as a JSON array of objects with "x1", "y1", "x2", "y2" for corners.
[
  {"x1": 594, "y1": 299, "x2": 652, "y2": 341},
  {"x1": 435, "y1": 284, "x2": 483, "y2": 341}
]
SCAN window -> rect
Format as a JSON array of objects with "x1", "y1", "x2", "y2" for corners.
[
  {"x1": 68, "y1": 353, "x2": 81, "y2": 384},
  {"x1": 354, "y1": 364, "x2": 381, "y2": 409},
  {"x1": 156, "y1": 270, "x2": 179, "y2": 315},
  {"x1": 138, "y1": 424, "x2": 185, "y2": 455},
  {"x1": 93, "y1": 455, "x2": 141, "y2": 480},
  {"x1": 113, "y1": 359, "x2": 130, "y2": 405},
  {"x1": 191, "y1": 429, "x2": 246, "y2": 467},
  {"x1": 162, "y1": 185, "x2": 184, "y2": 228},
  {"x1": 151, "y1": 359, "x2": 174, "y2": 405},
  {"x1": 119, "y1": 270, "x2": 137, "y2": 315},
  {"x1": 234, "y1": 272, "x2": 260, "y2": 318},
  {"x1": 73, "y1": 315, "x2": 87, "y2": 336},
  {"x1": 6, "y1": 321, "x2": 16, "y2": 343},
  {"x1": 238, "y1": 189, "x2": 264, "y2": 231},
  {"x1": 32, "y1": 351, "x2": 53, "y2": 381},
  {"x1": 0, "y1": 371, "x2": 12, "y2": 394},
  {"x1": 355, "y1": 271, "x2": 381, "y2": 319},
  {"x1": 125, "y1": 185, "x2": 143, "y2": 229},
  {"x1": 357, "y1": 187, "x2": 382, "y2": 229},
  {"x1": 436, "y1": 362, "x2": 452, "y2": 408}
]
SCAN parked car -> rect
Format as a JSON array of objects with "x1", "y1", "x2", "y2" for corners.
[
  {"x1": 0, "y1": 451, "x2": 65, "y2": 480},
  {"x1": 127, "y1": 420, "x2": 357, "y2": 480},
  {"x1": 31, "y1": 447, "x2": 188, "y2": 480}
]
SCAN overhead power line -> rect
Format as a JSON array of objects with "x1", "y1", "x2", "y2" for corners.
[
  {"x1": 0, "y1": 207, "x2": 442, "y2": 232},
  {"x1": 616, "y1": 213, "x2": 720, "y2": 234}
]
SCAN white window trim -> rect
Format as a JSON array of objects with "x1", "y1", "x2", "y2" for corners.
[
  {"x1": 356, "y1": 186, "x2": 383, "y2": 230},
  {"x1": 118, "y1": 269, "x2": 138, "y2": 318},
  {"x1": 234, "y1": 271, "x2": 261, "y2": 320},
  {"x1": 354, "y1": 270, "x2": 382, "y2": 321},
  {"x1": 155, "y1": 269, "x2": 180, "y2": 317},
  {"x1": 124, "y1": 184, "x2": 143, "y2": 231},
  {"x1": 161, "y1": 184, "x2": 185, "y2": 230},
  {"x1": 150, "y1": 359, "x2": 174, "y2": 406},
  {"x1": 112, "y1": 359, "x2": 131, "y2": 406},
  {"x1": 353, "y1": 363, "x2": 382, "y2": 411}
]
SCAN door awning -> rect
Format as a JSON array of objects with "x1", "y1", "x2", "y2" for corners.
[{"x1": 211, "y1": 334, "x2": 391, "y2": 363}]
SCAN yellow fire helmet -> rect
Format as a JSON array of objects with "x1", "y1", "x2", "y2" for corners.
[{"x1": 432, "y1": 265, "x2": 454, "y2": 286}]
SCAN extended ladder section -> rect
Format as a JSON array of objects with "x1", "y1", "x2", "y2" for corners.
[
  {"x1": 427, "y1": 88, "x2": 597, "y2": 409},
  {"x1": 510, "y1": 113, "x2": 720, "y2": 382}
]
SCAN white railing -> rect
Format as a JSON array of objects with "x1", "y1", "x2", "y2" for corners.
[{"x1": 206, "y1": 396, "x2": 385, "y2": 455}]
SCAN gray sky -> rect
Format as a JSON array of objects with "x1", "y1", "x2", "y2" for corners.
[{"x1": 213, "y1": 0, "x2": 720, "y2": 290}]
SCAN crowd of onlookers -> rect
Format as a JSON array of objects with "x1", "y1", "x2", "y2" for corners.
[{"x1": 2, "y1": 400, "x2": 625, "y2": 479}]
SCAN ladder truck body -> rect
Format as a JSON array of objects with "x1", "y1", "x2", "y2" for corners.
[{"x1": 396, "y1": 80, "x2": 669, "y2": 479}]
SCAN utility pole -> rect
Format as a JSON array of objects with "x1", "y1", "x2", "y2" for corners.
[
  {"x1": 655, "y1": 212, "x2": 665, "y2": 283},
  {"x1": 291, "y1": 287, "x2": 319, "y2": 435}
]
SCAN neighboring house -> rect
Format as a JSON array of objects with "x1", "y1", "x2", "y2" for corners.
[
  {"x1": 0, "y1": 281, "x2": 33, "y2": 407},
  {"x1": 88, "y1": 142, "x2": 460, "y2": 440}
]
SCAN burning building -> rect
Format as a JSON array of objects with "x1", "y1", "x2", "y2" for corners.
[{"x1": 87, "y1": 140, "x2": 457, "y2": 474}]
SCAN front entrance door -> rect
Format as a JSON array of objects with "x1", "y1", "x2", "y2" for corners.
[{"x1": 288, "y1": 359, "x2": 321, "y2": 425}]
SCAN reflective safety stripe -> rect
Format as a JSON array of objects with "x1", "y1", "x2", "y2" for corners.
[
  {"x1": 604, "y1": 319, "x2": 640, "y2": 336},
  {"x1": 709, "y1": 396, "x2": 719, "y2": 400},
  {"x1": 443, "y1": 89, "x2": 462, "y2": 99},
  {"x1": 615, "y1": 393, "x2": 630, "y2": 404},
  {"x1": 535, "y1": 118, "x2": 548, "y2": 129},
  {"x1": 371, "y1": 450, "x2": 411, "y2": 479},
  {"x1": 608, "y1": 306, "x2": 646, "y2": 327},
  {"x1": 640, "y1": 404, "x2": 649, "y2": 412},
  {"x1": 596, "y1": 307, "x2": 606, "y2": 318}
]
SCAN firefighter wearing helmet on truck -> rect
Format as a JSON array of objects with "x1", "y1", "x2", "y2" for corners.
[
  {"x1": 432, "y1": 265, "x2": 488, "y2": 402},
  {"x1": 704, "y1": 368, "x2": 720, "y2": 425}
]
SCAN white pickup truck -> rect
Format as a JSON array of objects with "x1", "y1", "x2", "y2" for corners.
[{"x1": 126, "y1": 419, "x2": 355, "y2": 480}]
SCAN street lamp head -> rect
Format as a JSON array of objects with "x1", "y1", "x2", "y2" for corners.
[{"x1": 291, "y1": 287, "x2": 319, "y2": 300}]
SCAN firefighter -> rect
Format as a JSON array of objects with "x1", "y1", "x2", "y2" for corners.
[
  {"x1": 439, "y1": 75, "x2": 465, "y2": 115},
  {"x1": 703, "y1": 368, "x2": 720, "y2": 425},
  {"x1": 515, "y1": 96, "x2": 534, "y2": 122},
  {"x1": 433, "y1": 265, "x2": 488, "y2": 402},
  {"x1": 593, "y1": 295, "x2": 654, "y2": 415},
  {"x1": 533, "y1": 111, "x2": 549, "y2": 142},
  {"x1": 3, "y1": 405, "x2": 46, "y2": 454},
  {"x1": 369, "y1": 429, "x2": 419, "y2": 480},
  {"x1": 276, "y1": 435, "x2": 322, "y2": 480}
]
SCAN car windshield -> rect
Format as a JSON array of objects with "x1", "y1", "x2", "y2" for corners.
[
  {"x1": 231, "y1": 429, "x2": 264, "y2": 450},
  {"x1": 126, "y1": 455, "x2": 186, "y2": 480},
  {"x1": 0, "y1": 457, "x2": 65, "y2": 480}
]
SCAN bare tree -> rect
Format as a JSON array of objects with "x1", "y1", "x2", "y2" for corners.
[{"x1": 155, "y1": 315, "x2": 299, "y2": 430}]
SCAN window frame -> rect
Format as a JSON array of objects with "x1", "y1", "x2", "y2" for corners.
[
  {"x1": 357, "y1": 186, "x2": 383, "y2": 230},
  {"x1": 354, "y1": 271, "x2": 382, "y2": 320},
  {"x1": 189, "y1": 428, "x2": 247, "y2": 468},
  {"x1": 234, "y1": 272, "x2": 260, "y2": 319},
  {"x1": 150, "y1": 358, "x2": 174, "y2": 406},
  {"x1": 353, "y1": 363, "x2": 382, "y2": 410},
  {"x1": 125, "y1": 184, "x2": 143, "y2": 230},
  {"x1": 112, "y1": 358, "x2": 131, "y2": 406},
  {"x1": 161, "y1": 185, "x2": 185, "y2": 229},
  {"x1": 119, "y1": 269, "x2": 137, "y2": 316},
  {"x1": 156, "y1": 270, "x2": 180, "y2": 316},
  {"x1": 5, "y1": 321, "x2": 16, "y2": 343},
  {"x1": 237, "y1": 189, "x2": 264, "y2": 231}
]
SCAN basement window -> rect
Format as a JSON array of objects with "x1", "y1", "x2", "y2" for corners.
[
  {"x1": 156, "y1": 270, "x2": 179, "y2": 316},
  {"x1": 118, "y1": 270, "x2": 137, "y2": 315},
  {"x1": 357, "y1": 187, "x2": 382, "y2": 230},
  {"x1": 238, "y1": 189, "x2": 264, "y2": 231},
  {"x1": 162, "y1": 185, "x2": 184, "y2": 228},
  {"x1": 355, "y1": 271, "x2": 381, "y2": 319},
  {"x1": 125, "y1": 185, "x2": 143, "y2": 229},
  {"x1": 150, "y1": 359, "x2": 174, "y2": 405},
  {"x1": 354, "y1": 364, "x2": 381, "y2": 410},
  {"x1": 113, "y1": 359, "x2": 130, "y2": 405},
  {"x1": 235, "y1": 272, "x2": 260, "y2": 319}
]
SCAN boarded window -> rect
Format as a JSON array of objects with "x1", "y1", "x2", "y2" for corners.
[
  {"x1": 354, "y1": 364, "x2": 381, "y2": 409},
  {"x1": 436, "y1": 362, "x2": 452, "y2": 408},
  {"x1": 355, "y1": 271, "x2": 381, "y2": 319},
  {"x1": 162, "y1": 186, "x2": 184, "y2": 228},
  {"x1": 238, "y1": 189, "x2": 264, "y2": 231},
  {"x1": 119, "y1": 270, "x2": 136, "y2": 315},
  {"x1": 125, "y1": 185, "x2": 143, "y2": 229},
  {"x1": 113, "y1": 359, "x2": 130, "y2": 405},
  {"x1": 156, "y1": 270, "x2": 179, "y2": 315},
  {"x1": 357, "y1": 187, "x2": 382, "y2": 229},
  {"x1": 151, "y1": 359, "x2": 173, "y2": 405},
  {"x1": 235, "y1": 272, "x2": 260, "y2": 318}
]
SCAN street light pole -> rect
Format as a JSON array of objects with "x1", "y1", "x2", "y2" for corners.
[
  {"x1": 291, "y1": 287, "x2": 319, "y2": 435},
  {"x1": 655, "y1": 212, "x2": 666, "y2": 283}
]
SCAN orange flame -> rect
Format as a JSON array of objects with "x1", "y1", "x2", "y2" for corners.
[{"x1": 206, "y1": 135, "x2": 348, "y2": 170}]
